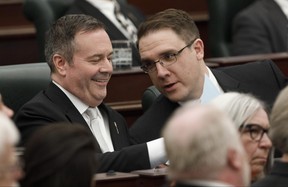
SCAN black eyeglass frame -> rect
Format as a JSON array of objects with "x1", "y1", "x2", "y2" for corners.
[
  {"x1": 140, "y1": 38, "x2": 198, "y2": 73},
  {"x1": 239, "y1": 123, "x2": 269, "y2": 141}
]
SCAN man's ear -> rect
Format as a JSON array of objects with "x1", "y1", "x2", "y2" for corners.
[
  {"x1": 193, "y1": 39, "x2": 204, "y2": 60},
  {"x1": 227, "y1": 148, "x2": 242, "y2": 170},
  {"x1": 53, "y1": 54, "x2": 67, "y2": 76}
]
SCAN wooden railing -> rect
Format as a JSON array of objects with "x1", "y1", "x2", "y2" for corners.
[{"x1": 205, "y1": 52, "x2": 288, "y2": 76}]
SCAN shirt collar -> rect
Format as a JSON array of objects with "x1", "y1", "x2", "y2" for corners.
[
  {"x1": 179, "y1": 67, "x2": 223, "y2": 106},
  {"x1": 52, "y1": 81, "x2": 89, "y2": 115}
]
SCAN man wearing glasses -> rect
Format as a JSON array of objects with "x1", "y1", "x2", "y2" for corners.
[{"x1": 129, "y1": 8, "x2": 287, "y2": 144}]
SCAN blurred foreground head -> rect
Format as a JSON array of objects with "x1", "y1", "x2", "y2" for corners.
[
  {"x1": 162, "y1": 103, "x2": 250, "y2": 186},
  {"x1": 0, "y1": 112, "x2": 21, "y2": 187}
]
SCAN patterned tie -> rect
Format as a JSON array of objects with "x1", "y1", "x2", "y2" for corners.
[
  {"x1": 86, "y1": 108, "x2": 110, "y2": 153},
  {"x1": 113, "y1": 0, "x2": 138, "y2": 42}
]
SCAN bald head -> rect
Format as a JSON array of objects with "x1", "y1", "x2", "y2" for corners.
[{"x1": 162, "y1": 103, "x2": 249, "y2": 185}]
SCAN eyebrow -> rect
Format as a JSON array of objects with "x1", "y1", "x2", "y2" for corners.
[{"x1": 141, "y1": 49, "x2": 178, "y2": 62}]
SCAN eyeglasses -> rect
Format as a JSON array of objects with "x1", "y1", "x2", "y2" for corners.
[
  {"x1": 239, "y1": 123, "x2": 269, "y2": 141},
  {"x1": 140, "y1": 38, "x2": 198, "y2": 73}
]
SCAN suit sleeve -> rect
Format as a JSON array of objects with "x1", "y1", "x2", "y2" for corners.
[{"x1": 96, "y1": 143, "x2": 150, "y2": 172}]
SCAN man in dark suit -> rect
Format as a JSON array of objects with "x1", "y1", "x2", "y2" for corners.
[
  {"x1": 66, "y1": 0, "x2": 146, "y2": 66},
  {"x1": 162, "y1": 103, "x2": 250, "y2": 187},
  {"x1": 14, "y1": 14, "x2": 166, "y2": 172},
  {"x1": 232, "y1": 0, "x2": 288, "y2": 56},
  {"x1": 252, "y1": 85, "x2": 288, "y2": 187},
  {"x1": 129, "y1": 8, "x2": 287, "y2": 144}
]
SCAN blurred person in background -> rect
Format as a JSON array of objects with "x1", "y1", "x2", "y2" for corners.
[
  {"x1": 66, "y1": 0, "x2": 146, "y2": 66},
  {"x1": 232, "y1": 0, "x2": 288, "y2": 56},
  {"x1": 210, "y1": 92, "x2": 272, "y2": 183}
]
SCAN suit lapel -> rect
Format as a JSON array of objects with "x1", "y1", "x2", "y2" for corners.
[
  {"x1": 212, "y1": 69, "x2": 241, "y2": 92},
  {"x1": 45, "y1": 82, "x2": 91, "y2": 129},
  {"x1": 264, "y1": 0, "x2": 288, "y2": 23},
  {"x1": 45, "y1": 82, "x2": 103, "y2": 151}
]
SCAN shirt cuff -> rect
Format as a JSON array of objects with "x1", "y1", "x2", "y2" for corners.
[{"x1": 146, "y1": 137, "x2": 167, "y2": 168}]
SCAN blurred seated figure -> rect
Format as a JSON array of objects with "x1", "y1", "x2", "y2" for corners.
[
  {"x1": 20, "y1": 123, "x2": 98, "y2": 187},
  {"x1": 66, "y1": 0, "x2": 146, "y2": 66},
  {"x1": 252, "y1": 85, "x2": 288, "y2": 187},
  {"x1": 210, "y1": 92, "x2": 272, "y2": 183},
  {"x1": 0, "y1": 112, "x2": 22, "y2": 187},
  {"x1": 232, "y1": 0, "x2": 288, "y2": 56},
  {"x1": 162, "y1": 103, "x2": 250, "y2": 187}
]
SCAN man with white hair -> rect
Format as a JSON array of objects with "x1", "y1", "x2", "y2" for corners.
[
  {"x1": 0, "y1": 112, "x2": 22, "y2": 187},
  {"x1": 162, "y1": 103, "x2": 251, "y2": 187}
]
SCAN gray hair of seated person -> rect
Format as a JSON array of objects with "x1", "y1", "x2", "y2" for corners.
[
  {"x1": 0, "y1": 112, "x2": 19, "y2": 154},
  {"x1": 45, "y1": 14, "x2": 106, "y2": 73},
  {"x1": 162, "y1": 103, "x2": 245, "y2": 180},
  {"x1": 270, "y1": 86, "x2": 288, "y2": 154},
  {"x1": 209, "y1": 92, "x2": 267, "y2": 128},
  {"x1": 137, "y1": 8, "x2": 200, "y2": 47},
  {"x1": 21, "y1": 123, "x2": 98, "y2": 187}
]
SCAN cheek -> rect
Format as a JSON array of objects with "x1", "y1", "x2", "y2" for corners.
[{"x1": 241, "y1": 137, "x2": 258, "y2": 160}]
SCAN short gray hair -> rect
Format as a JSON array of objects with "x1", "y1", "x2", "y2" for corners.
[
  {"x1": 162, "y1": 103, "x2": 244, "y2": 180},
  {"x1": 210, "y1": 92, "x2": 266, "y2": 128}
]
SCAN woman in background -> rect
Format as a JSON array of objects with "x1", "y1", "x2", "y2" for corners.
[{"x1": 210, "y1": 92, "x2": 272, "y2": 183}]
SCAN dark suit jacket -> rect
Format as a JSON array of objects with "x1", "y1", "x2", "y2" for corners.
[
  {"x1": 232, "y1": 0, "x2": 288, "y2": 56},
  {"x1": 130, "y1": 60, "x2": 287, "y2": 143},
  {"x1": 66, "y1": 0, "x2": 146, "y2": 66},
  {"x1": 252, "y1": 160, "x2": 288, "y2": 187},
  {"x1": 14, "y1": 82, "x2": 150, "y2": 172}
]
